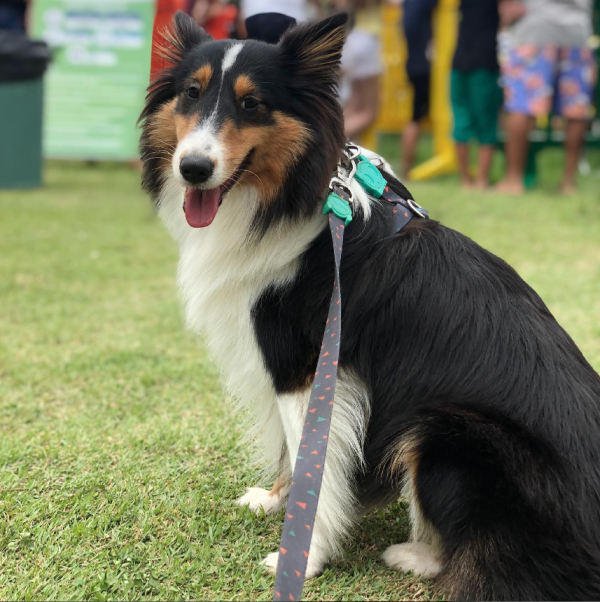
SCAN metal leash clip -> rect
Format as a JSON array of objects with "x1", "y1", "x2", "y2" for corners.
[
  {"x1": 329, "y1": 169, "x2": 355, "y2": 202},
  {"x1": 328, "y1": 146, "x2": 359, "y2": 202}
]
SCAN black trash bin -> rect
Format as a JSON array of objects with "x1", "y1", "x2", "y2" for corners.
[{"x1": 0, "y1": 32, "x2": 51, "y2": 188}]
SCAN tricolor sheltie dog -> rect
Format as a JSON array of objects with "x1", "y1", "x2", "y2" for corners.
[{"x1": 139, "y1": 13, "x2": 600, "y2": 600}]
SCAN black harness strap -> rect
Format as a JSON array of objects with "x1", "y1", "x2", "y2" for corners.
[{"x1": 274, "y1": 174, "x2": 426, "y2": 602}]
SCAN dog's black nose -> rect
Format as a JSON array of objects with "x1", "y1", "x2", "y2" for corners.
[{"x1": 180, "y1": 156, "x2": 214, "y2": 185}]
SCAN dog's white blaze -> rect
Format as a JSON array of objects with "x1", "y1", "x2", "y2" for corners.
[
  {"x1": 205, "y1": 43, "x2": 243, "y2": 128},
  {"x1": 222, "y1": 43, "x2": 243, "y2": 73},
  {"x1": 275, "y1": 371, "x2": 370, "y2": 570}
]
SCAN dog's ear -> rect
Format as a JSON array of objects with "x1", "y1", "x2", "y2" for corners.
[
  {"x1": 140, "y1": 13, "x2": 212, "y2": 125},
  {"x1": 157, "y1": 11, "x2": 213, "y2": 66},
  {"x1": 279, "y1": 14, "x2": 347, "y2": 87}
]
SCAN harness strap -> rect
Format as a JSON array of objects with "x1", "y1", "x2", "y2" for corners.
[
  {"x1": 274, "y1": 173, "x2": 427, "y2": 602},
  {"x1": 387, "y1": 185, "x2": 416, "y2": 232}
]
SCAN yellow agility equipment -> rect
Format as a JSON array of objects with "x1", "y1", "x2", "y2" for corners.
[
  {"x1": 359, "y1": 4, "x2": 413, "y2": 151},
  {"x1": 409, "y1": 0, "x2": 459, "y2": 180},
  {"x1": 360, "y1": 0, "x2": 459, "y2": 180}
]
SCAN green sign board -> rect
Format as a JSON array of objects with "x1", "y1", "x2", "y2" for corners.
[{"x1": 32, "y1": 0, "x2": 155, "y2": 160}]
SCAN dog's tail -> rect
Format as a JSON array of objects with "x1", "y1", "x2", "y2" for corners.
[{"x1": 386, "y1": 405, "x2": 600, "y2": 601}]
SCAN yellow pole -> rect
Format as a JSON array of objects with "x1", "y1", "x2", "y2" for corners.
[{"x1": 409, "y1": 0, "x2": 459, "y2": 180}]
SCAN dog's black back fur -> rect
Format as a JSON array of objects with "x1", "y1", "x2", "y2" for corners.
[{"x1": 253, "y1": 177, "x2": 600, "y2": 600}]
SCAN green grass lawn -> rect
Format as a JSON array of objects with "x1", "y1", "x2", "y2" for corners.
[{"x1": 1, "y1": 148, "x2": 599, "y2": 601}]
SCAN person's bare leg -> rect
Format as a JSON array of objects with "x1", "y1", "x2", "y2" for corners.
[
  {"x1": 561, "y1": 118, "x2": 587, "y2": 194},
  {"x1": 343, "y1": 76, "x2": 380, "y2": 139},
  {"x1": 474, "y1": 144, "x2": 495, "y2": 189},
  {"x1": 496, "y1": 112, "x2": 533, "y2": 195},
  {"x1": 456, "y1": 142, "x2": 472, "y2": 189},
  {"x1": 402, "y1": 121, "x2": 420, "y2": 180}
]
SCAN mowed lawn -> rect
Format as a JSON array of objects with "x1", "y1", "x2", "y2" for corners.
[{"x1": 1, "y1": 148, "x2": 599, "y2": 602}]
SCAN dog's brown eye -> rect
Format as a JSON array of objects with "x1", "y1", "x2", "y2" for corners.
[
  {"x1": 187, "y1": 87, "x2": 200, "y2": 100},
  {"x1": 242, "y1": 96, "x2": 260, "y2": 111}
]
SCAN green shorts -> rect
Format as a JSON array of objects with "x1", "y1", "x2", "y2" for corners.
[{"x1": 451, "y1": 69, "x2": 502, "y2": 145}]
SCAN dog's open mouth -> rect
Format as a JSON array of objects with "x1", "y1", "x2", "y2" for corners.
[{"x1": 183, "y1": 151, "x2": 253, "y2": 228}]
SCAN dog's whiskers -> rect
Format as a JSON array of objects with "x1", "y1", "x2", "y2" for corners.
[
  {"x1": 147, "y1": 139, "x2": 178, "y2": 152},
  {"x1": 145, "y1": 155, "x2": 174, "y2": 162},
  {"x1": 238, "y1": 169, "x2": 265, "y2": 187}
]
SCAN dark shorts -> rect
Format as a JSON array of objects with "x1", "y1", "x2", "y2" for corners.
[
  {"x1": 451, "y1": 69, "x2": 502, "y2": 145},
  {"x1": 408, "y1": 73, "x2": 431, "y2": 122}
]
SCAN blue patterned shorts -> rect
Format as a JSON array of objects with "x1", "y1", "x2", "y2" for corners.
[{"x1": 501, "y1": 45, "x2": 597, "y2": 119}]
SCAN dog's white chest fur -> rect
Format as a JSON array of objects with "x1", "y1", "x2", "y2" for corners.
[
  {"x1": 158, "y1": 179, "x2": 325, "y2": 418},
  {"x1": 157, "y1": 176, "x2": 372, "y2": 575},
  {"x1": 157, "y1": 176, "x2": 373, "y2": 481}
]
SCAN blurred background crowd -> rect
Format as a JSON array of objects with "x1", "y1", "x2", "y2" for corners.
[{"x1": 1, "y1": 0, "x2": 599, "y2": 194}]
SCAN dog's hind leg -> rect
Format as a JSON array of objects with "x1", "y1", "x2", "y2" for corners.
[
  {"x1": 380, "y1": 406, "x2": 600, "y2": 601},
  {"x1": 382, "y1": 541, "x2": 442, "y2": 578},
  {"x1": 382, "y1": 478, "x2": 443, "y2": 578},
  {"x1": 262, "y1": 373, "x2": 370, "y2": 578}
]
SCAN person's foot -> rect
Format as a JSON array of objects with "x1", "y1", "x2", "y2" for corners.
[
  {"x1": 460, "y1": 177, "x2": 474, "y2": 191},
  {"x1": 559, "y1": 182, "x2": 577, "y2": 195},
  {"x1": 495, "y1": 177, "x2": 525, "y2": 195},
  {"x1": 473, "y1": 178, "x2": 491, "y2": 191}
]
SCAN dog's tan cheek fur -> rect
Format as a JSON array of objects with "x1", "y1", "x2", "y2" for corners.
[
  {"x1": 174, "y1": 112, "x2": 199, "y2": 144},
  {"x1": 146, "y1": 98, "x2": 178, "y2": 168},
  {"x1": 219, "y1": 112, "x2": 311, "y2": 201}
]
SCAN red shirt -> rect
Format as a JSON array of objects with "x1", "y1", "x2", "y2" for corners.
[
  {"x1": 150, "y1": 1, "x2": 238, "y2": 81},
  {"x1": 150, "y1": 0, "x2": 187, "y2": 81}
]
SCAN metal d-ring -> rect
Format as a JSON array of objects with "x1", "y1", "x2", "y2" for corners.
[
  {"x1": 407, "y1": 198, "x2": 426, "y2": 218},
  {"x1": 343, "y1": 144, "x2": 361, "y2": 163},
  {"x1": 329, "y1": 176, "x2": 354, "y2": 202}
]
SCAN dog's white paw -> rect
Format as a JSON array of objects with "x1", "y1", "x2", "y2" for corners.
[
  {"x1": 261, "y1": 551, "x2": 280, "y2": 574},
  {"x1": 382, "y1": 542, "x2": 441, "y2": 578},
  {"x1": 261, "y1": 552, "x2": 323, "y2": 579},
  {"x1": 236, "y1": 487, "x2": 284, "y2": 516}
]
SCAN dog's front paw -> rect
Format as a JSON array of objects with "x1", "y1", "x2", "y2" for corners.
[
  {"x1": 261, "y1": 551, "x2": 323, "y2": 579},
  {"x1": 261, "y1": 551, "x2": 280, "y2": 575},
  {"x1": 236, "y1": 487, "x2": 285, "y2": 516},
  {"x1": 382, "y1": 542, "x2": 441, "y2": 578}
]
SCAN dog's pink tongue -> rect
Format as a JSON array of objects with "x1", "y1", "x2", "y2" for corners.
[{"x1": 184, "y1": 188, "x2": 221, "y2": 228}]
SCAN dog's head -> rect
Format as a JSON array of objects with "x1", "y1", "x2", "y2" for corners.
[{"x1": 139, "y1": 12, "x2": 347, "y2": 230}]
